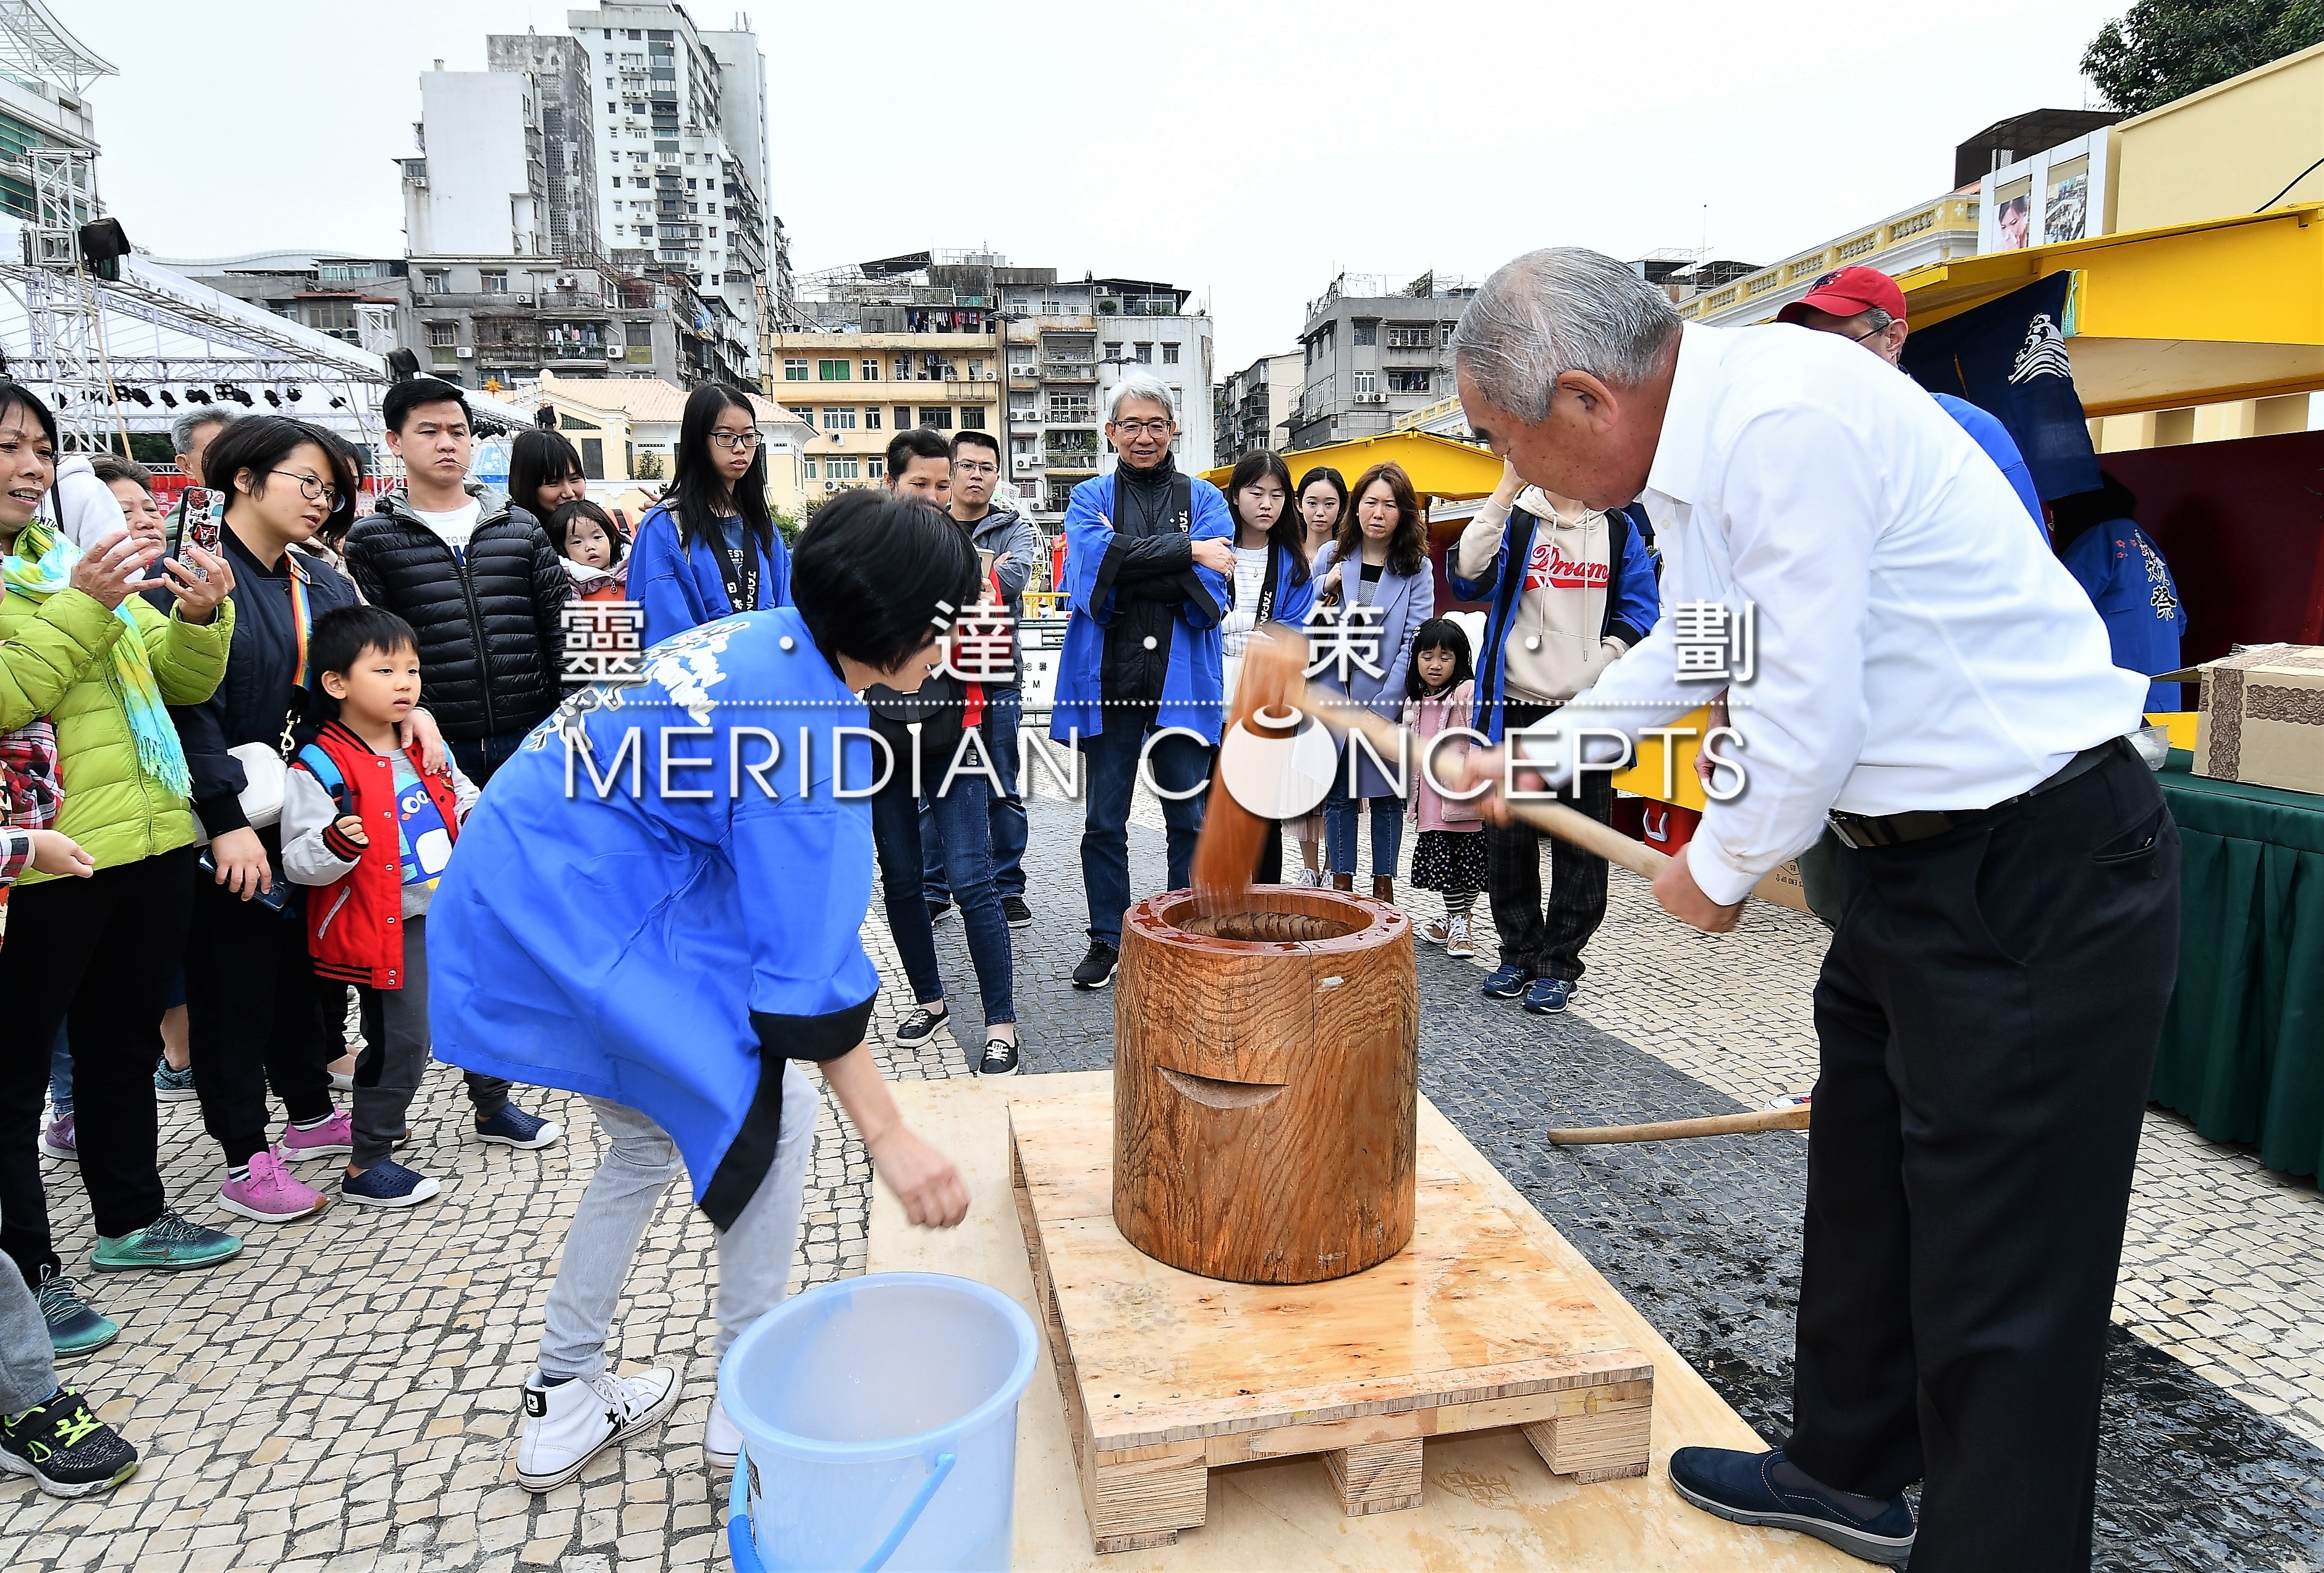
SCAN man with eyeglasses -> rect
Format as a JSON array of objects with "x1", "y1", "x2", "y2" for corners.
[
  {"x1": 1050, "y1": 374, "x2": 1236, "y2": 990},
  {"x1": 344, "y1": 377, "x2": 570, "y2": 789},
  {"x1": 1778, "y1": 267, "x2": 2041, "y2": 525},
  {"x1": 918, "y1": 430, "x2": 1041, "y2": 939}
]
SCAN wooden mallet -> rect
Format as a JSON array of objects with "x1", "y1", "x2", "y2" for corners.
[
  {"x1": 1193, "y1": 627, "x2": 1668, "y2": 915},
  {"x1": 1546, "y1": 1104, "x2": 1811, "y2": 1145}
]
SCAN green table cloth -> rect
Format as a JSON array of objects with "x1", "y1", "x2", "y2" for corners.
[{"x1": 2152, "y1": 749, "x2": 2324, "y2": 1178}]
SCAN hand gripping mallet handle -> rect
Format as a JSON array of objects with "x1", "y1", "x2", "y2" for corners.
[{"x1": 1311, "y1": 698, "x2": 1671, "y2": 883}]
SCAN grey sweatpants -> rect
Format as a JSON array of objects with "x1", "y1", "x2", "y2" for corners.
[
  {"x1": 0, "y1": 1247, "x2": 56, "y2": 1413},
  {"x1": 535, "y1": 1063, "x2": 816, "y2": 1382}
]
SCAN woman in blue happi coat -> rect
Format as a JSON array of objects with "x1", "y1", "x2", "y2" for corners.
[
  {"x1": 627, "y1": 384, "x2": 792, "y2": 647},
  {"x1": 428, "y1": 490, "x2": 972, "y2": 1492}
]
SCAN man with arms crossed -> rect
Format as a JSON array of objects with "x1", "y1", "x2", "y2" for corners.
[{"x1": 1453, "y1": 249, "x2": 2175, "y2": 1571}]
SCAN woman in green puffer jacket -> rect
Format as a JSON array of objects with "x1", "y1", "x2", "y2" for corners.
[{"x1": 0, "y1": 384, "x2": 249, "y2": 1324}]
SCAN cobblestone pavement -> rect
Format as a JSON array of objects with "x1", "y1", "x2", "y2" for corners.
[{"x1": 4, "y1": 784, "x2": 2322, "y2": 1571}]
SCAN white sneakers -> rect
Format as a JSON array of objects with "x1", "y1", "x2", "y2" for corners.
[
  {"x1": 513, "y1": 1367, "x2": 679, "y2": 1493},
  {"x1": 706, "y1": 1398, "x2": 741, "y2": 1472},
  {"x1": 1293, "y1": 868, "x2": 1324, "y2": 888},
  {"x1": 1419, "y1": 914, "x2": 1477, "y2": 957}
]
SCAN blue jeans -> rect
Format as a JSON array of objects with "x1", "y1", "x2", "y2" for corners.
[
  {"x1": 44, "y1": 1025, "x2": 69, "y2": 1117},
  {"x1": 923, "y1": 688, "x2": 1028, "y2": 904},
  {"x1": 1080, "y1": 705, "x2": 1209, "y2": 948},
  {"x1": 873, "y1": 769, "x2": 1016, "y2": 1026},
  {"x1": 450, "y1": 723, "x2": 540, "y2": 787},
  {"x1": 1325, "y1": 765, "x2": 1405, "y2": 878}
]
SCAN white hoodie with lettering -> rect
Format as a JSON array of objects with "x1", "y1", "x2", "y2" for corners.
[{"x1": 1455, "y1": 487, "x2": 1629, "y2": 705}]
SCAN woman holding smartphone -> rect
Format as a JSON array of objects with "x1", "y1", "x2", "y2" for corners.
[
  {"x1": 627, "y1": 386, "x2": 790, "y2": 647},
  {"x1": 0, "y1": 384, "x2": 243, "y2": 1359}
]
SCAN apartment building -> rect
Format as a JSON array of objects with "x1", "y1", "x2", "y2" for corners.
[
  {"x1": 564, "y1": 2, "x2": 780, "y2": 381},
  {"x1": 1288, "y1": 272, "x2": 1475, "y2": 450},
  {"x1": 1214, "y1": 351, "x2": 1301, "y2": 464},
  {"x1": 484, "y1": 32, "x2": 601, "y2": 263},
  {"x1": 163, "y1": 251, "x2": 409, "y2": 358}
]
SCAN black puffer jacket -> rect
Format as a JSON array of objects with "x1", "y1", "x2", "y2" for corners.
[{"x1": 344, "y1": 487, "x2": 570, "y2": 741}]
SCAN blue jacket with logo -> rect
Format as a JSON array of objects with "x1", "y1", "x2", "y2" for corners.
[
  {"x1": 629, "y1": 502, "x2": 792, "y2": 651},
  {"x1": 1932, "y1": 392, "x2": 2042, "y2": 527},
  {"x1": 2058, "y1": 516, "x2": 2186, "y2": 712},
  {"x1": 1048, "y1": 469, "x2": 1233, "y2": 744},
  {"x1": 428, "y1": 607, "x2": 875, "y2": 1228}
]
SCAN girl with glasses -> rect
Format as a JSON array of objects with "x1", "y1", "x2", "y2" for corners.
[{"x1": 627, "y1": 385, "x2": 790, "y2": 647}]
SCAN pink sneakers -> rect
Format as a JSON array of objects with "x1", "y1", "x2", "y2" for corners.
[
  {"x1": 39, "y1": 1113, "x2": 75, "y2": 1162},
  {"x1": 218, "y1": 1151, "x2": 327, "y2": 1223},
  {"x1": 273, "y1": 1110, "x2": 353, "y2": 1163}
]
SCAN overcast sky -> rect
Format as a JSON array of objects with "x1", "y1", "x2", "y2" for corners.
[{"x1": 66, "y1": 0, "x2": 2123, "y2": 372}]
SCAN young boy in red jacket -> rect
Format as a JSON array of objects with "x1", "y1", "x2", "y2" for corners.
[{"x1": 281, "y1": 606, "x2": 561, "y2": 1207}]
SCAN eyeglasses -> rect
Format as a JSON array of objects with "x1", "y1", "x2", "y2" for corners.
[
  {"x1": 1112, "y1": 419, "x2": 1173, "y2": 437},
  {"x1": 710, "y1": 431, "x2": 762, "y2": 450},
  {"x1": 270, "y1": 470, "x2": 340, "y2": 508},
  {"x1": 953, "y1": 460, "x2": 999, "y2": 476}
]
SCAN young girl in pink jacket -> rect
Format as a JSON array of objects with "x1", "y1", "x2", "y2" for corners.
[{"x1": 1401, "y1": 618, "x2": 1487, "y2": 956}]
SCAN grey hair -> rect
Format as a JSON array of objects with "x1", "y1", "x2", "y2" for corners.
[
  {"x1": 169, "y1": 405, "x2": 235, "y2": 456},
  {"x1": 1105, "y1": 373, "x2": 1176, "y2": 423},
  {"x1": 1449, "y1": 248, "x2": 1683, "y2": 423},
  {"x1": 1859, "y1": 306, "x2": 1896, "y2": 332}
]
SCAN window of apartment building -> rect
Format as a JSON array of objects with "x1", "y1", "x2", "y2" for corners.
[
  {"x1": 1352, "y1": 321, "x2": 1377, "y2": 346},
  {"x1": 817, "y1": 358, "x2": 849, "y2": 381},
  {"x1": 961, "y1": 407, "x2": 986, "y2": 430},
  {"x1": 860, "y1": 358, "x2": 879, "y2": 382},
  {"x1": 894, "y1": 405, "x2": 911, "y2": 428},
  {"x1": 1102, "y1": 342, "x2": 1122, "y2": 362},
  {"x1": 827, "y1": 457, "x2": 861, "y2": 479},
  {"x1": 862, "y1": 406, "x2": 883, "y2": 430},
  {"x1": 868, "y1": 457, "x2": 885, "y2": 479},
  {"x1": 578, "y1": 437, "x2": 604, "y2": 480},
  {"x1": 803, "y1": 457, "x2": 816, "y2": 479},
  {"x1": 422, "y1": 271, "x2": 449, "y2": 296},
  {"x1": 784, "y1": 358, "x2": 809, "y2": 381},
  {"x1": 426, "y1": 323, "x2": 457, "y2": 348},
  {"x1": 1162, "y1": 342, "x2": 1180, "y2": 365},
  {"x1": 1132, "y1": 343, "x2": 1152, "y2": 363},
  {"x1": 919, "y1": 408, "x2": 953, "y2": 431},
  {"x1": 481, "y1": 272, "x2": 509, "y2": 293},
  {"x1": 1440, "y1": 323, "x2": 1455, "y2": 346},
  {"x1": 822, "y1": 407, "x2": 856, "y2": 430},
  {"x1": 1354, "y1": 371, "x2": 1376, "y2": 394},
  {"x1": 1387, "y1": 369, "x2": 1430, "y2": 394}
]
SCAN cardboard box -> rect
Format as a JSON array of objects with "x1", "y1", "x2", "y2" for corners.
[
  {"x1": 1753, "y1": 860, "x2": 1810, "y2": 914},
  {"x1": 2192, "y1": 645, "x2": 2324, "y2": 794}
]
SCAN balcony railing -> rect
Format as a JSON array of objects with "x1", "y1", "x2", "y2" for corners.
[
  {"x1": 1045, "y1": 405, "x2": 1096, "y2": 426},
  {"x1": 542, "y1": 341, "x2": 615, "y2": 361},
  {"x1": 1040, "y1": 359, "x2": 1097, "y2": 381}
]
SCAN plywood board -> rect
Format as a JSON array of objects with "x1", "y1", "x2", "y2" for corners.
[{"x1": 868, "y1": 1073, "x2": 1860, "y2": 1571}]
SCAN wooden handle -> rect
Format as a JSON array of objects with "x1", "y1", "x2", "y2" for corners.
[
  {"x1": 1322, "y1": 701, "x2": 1670, "y2": 882},
  {"x1": 1546, "y1": 1105, "x2": 1811, "y2": 1145}
]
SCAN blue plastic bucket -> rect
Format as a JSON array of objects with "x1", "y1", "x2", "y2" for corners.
[{"x1": 722, "y1": 1273, "x2": 1038, "y2": 1573}]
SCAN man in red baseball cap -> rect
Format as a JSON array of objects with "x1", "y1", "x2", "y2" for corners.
[
  {"x1": 1778, "y1": 266, "x2": 1912, "y2": 364},
  {"x1": 1778, "y1": 266, "x2": 2042, "y2": 523}
]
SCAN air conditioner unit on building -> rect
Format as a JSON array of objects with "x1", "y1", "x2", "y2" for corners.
[
  {"x1": 823, "y1": 479, "x2": 838, "y2": 492},
  {"x1": 606, "y1": 345, "x2": 625, "y2": 358},
  {"x1": 516, "y1": 295, "x2": 534, "y2": 306},
  {"x1": 557, "y1": 274, "x2": 578, "y2": 289},
  {"x1": 455, "y1": 346, "x2": 475, "y2": 358},
  {"x1": 1354, "y1": 390, "x2": 1385, "y2": 405}
]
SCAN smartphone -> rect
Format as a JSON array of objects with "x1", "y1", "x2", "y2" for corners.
[
  {"x1": 198, "y1": 848, "x2": 290, "y2": 914},
  {"x1": 184, "y1": 487, "x2": 221, "y2": 555}
]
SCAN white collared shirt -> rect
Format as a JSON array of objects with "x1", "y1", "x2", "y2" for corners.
[{"x1": 1523, "y1": 321, "x2": 2145, "y2": 906}]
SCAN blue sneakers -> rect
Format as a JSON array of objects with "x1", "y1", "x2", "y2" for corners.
[
  {"x1": 1481, "y1": 964, "x2": 1531, "y2": 1000},
  {"x1": 1667, "y1": 1446, "x2": 1915, "y2": 1566},
  {"x1": 475, "y1": 1104, "x2": 564, "y2": 1150},
  {"x1": 1523, "y1": 977, "x2": 1578, "y2": 1014},
  {"x1": 342, "y1": 1160, "x2": 443, "y2": 1208}
]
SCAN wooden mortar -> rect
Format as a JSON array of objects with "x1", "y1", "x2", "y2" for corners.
[{"x1": 1113, "y1": 886, "x2": 1418, "y2": 1284}]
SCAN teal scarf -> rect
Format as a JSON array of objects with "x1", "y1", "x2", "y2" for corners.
[{"x1": 2, "y1": 523, "x2": 192, "y2": 798}]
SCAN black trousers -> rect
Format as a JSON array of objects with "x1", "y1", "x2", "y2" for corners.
[
  {"x1": 0, "y1": 846, "x2": 196, "y2": 1283},
  {"x1": 1485, "y1": 699, "x2": 1614, "y2": 980},
  {"x1": 1793, "y1": 746, "x2": 2179, "y2": 1571},
  {"x1": 184, "y1": 867, "x2": 337, "y2": 1168}
]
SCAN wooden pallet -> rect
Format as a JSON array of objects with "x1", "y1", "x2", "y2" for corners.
[{"x1": 1010, "y1": 1082, "x2": 1655, "y2": 1553}]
